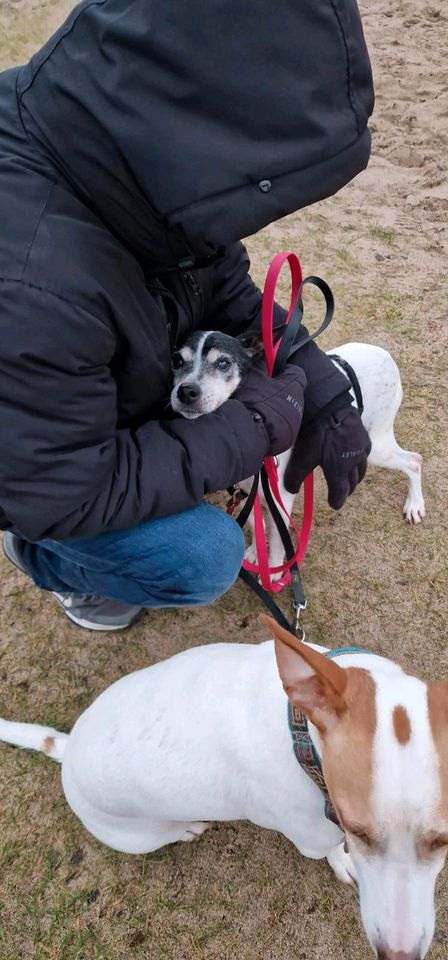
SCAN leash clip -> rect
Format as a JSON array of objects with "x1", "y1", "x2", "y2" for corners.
[
  {"x1": 226, "y1": 485, "x2": 249, "y2": 515},
  {"x1": 293, "y1": 597, "x2": 307, "y2": 641}
]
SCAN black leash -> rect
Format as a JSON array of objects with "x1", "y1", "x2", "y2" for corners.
[
  {"x1": 272, "y1": 276, "x2": 335, "y2": 376},
  {"x1": 238, "y1": 567, "x2": 300, "y2": 633},
  {"x1": 233, "y1": 275, "x2": 335, "y2": 637},
  {"x1": 259, "y1": 467, "x2": 306, "y2": 611},
  {"x1": 327, "y1": 353, "x2": 364, "y2": 416},
  {"x1": 231, "y1": 466, "x2": 307, "y2": 636}
]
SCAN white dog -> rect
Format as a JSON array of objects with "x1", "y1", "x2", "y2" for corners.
[
  {"x1": 171, "y1": 333, "x2": 425, "y2": 572},
  {"x1": 0, "y1": 614, "x2": 446, "y2": 958}
]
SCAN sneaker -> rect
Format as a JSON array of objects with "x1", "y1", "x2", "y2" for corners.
[
  {"x1": 2, "y1": 531, "x2": 143, "y2": 632},
  {"x1": 2, "y1": 530, "x2": 30, "y2": 576}
]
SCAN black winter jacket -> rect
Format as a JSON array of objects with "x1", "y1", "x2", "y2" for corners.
[{"x1": 0, "y1": 0, "x2": 373, "y2": 541}]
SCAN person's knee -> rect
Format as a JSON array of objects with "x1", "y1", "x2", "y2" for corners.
[
  {"x1": 189, "y1": 508, "x2": 245, "y2": 603},
  {"x1": 51, "y1": 505, "x2": 245, "y2": 608},
  {"x1": 137, "y1": 506, "x2": 245, "y2": 607}
]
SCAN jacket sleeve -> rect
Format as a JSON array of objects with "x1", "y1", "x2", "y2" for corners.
[
  {"x1": 208, "y1": 241, "x2": 350, "y2": 423},
  {"x1": 0, "y1": 283, "x2": 268, "y2": 541}
]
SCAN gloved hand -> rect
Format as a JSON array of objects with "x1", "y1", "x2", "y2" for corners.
[
  {"x1": 233, "y1": 364, "x2": 307, "y2": 457},
  {"x1": 284, "y1": 399, "x2": 371, "y2": 509}
]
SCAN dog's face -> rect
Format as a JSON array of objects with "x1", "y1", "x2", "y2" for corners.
[
  {"x1": 170, "y1": 331, "x2": 255, "y2": 419},
  {"x1": 321, "y1": 671, "x2": 448, "y2": 960},
  {"x1": 267, "y1": 615, "x2": 448, "y2": 960}
]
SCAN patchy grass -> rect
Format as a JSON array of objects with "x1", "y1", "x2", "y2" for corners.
[
  {"x1": 1, "y1": 2, "x2": 448, "y2": 960},
  {"x1": 369, "y1": 224, "x2": 397, "y2": 246}
]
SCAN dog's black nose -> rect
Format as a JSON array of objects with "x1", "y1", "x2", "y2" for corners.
[{"x1": 177, "y1": 384, "x2": 200, "y2": 404}]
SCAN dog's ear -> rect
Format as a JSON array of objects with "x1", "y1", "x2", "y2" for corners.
[
  {"x1": 236, "y1": 332, "x2": 264, "y2": 360},
  {"x1": 260, "y1": 614, "x2": 347, "y2": 732}
]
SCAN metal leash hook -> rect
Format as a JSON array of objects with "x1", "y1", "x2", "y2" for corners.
[
  {"x1": 226, "y1": 484, "x2": 249, "y2": 515},
  {"x1": 293, "y1": 597, "x2": 307, "y2": 641}
]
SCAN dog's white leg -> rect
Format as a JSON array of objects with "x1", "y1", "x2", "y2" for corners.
[
  {"x1": 266, "y1": 453, "x2": 295, "y2": 577},
  {"x1": 244, "y1": 507, "x2": 258, "y2": 565},
  {"x1": 74, "y1": 813, "x2": 212, "y2": 855},
  {"x1": 267, "y1": 487, "x2": 296, "y2": 576},
  {"x1": 179, "y1": 821, "x2": 213, "y2": 842},
  {"x1": 326, "y1": 841, "x2": 358, "y2": 887},
  {"x1": 329, "y1": 343, "x2": 425, "y2": 524},
  {"x1": 368, "y1": 431, "x2": 425, "y2": 524}
]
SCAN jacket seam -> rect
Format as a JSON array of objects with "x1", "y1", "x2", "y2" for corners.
[
  {"x1": 328, "y1": 0, "x2": 361, "y2": 136},
  {"x1": 17, "y1": 0, "x2": 107, "y2": 99},
  {"x1": 20, "y1": 181, "x2": 56, "y2": 280},
  {"x1": 224, "y1": 402, "x2": 269, "y2": 472},
  {"x1": 167, "y1": 128, "x2": 367, "y2": 218},
  {"x1": 0, "y1": 277, "x2": 113, "y2": 334}
]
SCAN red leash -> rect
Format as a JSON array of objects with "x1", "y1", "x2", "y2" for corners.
[{"x1": 241, "y1": 252, "x2": 314, "y2": 593}]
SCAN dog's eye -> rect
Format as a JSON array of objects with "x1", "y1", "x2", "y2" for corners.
[
  {"x1": 215, "y1": 357, "x2": 231, "y2": 371},
  {"x1": 426, "y1": 833, "x2": 448, "y2": 853},
  {"x1": 417, "y1": 832, "x2": 448, "y2": 861},
  {"x1": 430, "y1": 836, "x2": 448, "y2": 852},
  {"x1": 346, "y1": 824, "x2": 376, "y2": 849},
  {"x1": 172, "y1": 353, "x2": 184, "y2": 370}
]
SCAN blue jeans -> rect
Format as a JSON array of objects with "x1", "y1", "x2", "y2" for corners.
[{"x1": 18, "y1": 503, "x2": 245, "y2": 607}]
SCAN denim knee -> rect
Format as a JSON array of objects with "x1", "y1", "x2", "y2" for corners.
[
  {"x1": 192, "y1": 508, "x2": 245, "y2": 603},
  {"x1": 147, "y1": 506, "x2": 245, "y2": 606},
  {"x1": 17, "y1": 503, "x2": 246, "y2": 609}
]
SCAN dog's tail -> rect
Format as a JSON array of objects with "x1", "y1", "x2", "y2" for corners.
[{"x1": 0, "y1": 717, "x2": 68, "y2": 762}]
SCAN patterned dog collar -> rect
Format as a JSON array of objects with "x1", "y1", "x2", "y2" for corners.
[{"x1": 288, "y1": 646, "x2": 373, "y2": 828}]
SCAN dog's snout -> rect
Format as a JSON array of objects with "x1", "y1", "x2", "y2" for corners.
[
  {"x1": 377, "y1": 949, "x2": 421, "y2": 960},
  {"x1": 177, "y1": 384, "x2": 201, "y2": 404}
]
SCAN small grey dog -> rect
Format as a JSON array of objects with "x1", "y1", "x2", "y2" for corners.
[{"x1": 170, "y1": 330, "x2": 254, "y2": 419}]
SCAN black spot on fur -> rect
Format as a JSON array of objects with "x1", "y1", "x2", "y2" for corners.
[{"x1": 202, "y1": 332, "x2": 251, "y2": 376}]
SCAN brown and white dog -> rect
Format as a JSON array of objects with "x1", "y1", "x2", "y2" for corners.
[
  {"x1": 0, "y1": 615, "x2": 446, "y2": 958},
  {"x1": 171, "y1": 333, "x2": 425, "y2": 573}
]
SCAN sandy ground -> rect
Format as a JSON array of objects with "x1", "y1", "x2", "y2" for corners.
[{"x1": 0, "y1": 1, "x2": 447, "y2": 958}]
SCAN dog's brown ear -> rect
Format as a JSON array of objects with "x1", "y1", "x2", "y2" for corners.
[
  {"x1": 260, "y1": 614, "x2": 347, "y2": 732},
  {"x1": 427, "y1": 681, "x2": 448, "y2": 762},
  {"x1": 237, "y1": 332, "x2": 264, "y2": 359}
]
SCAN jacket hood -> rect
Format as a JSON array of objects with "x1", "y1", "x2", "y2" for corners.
[{"x1": 18, "y1": 0, "x2": 374, "y2": 270}]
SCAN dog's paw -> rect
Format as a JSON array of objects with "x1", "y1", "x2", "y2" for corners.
[
  {"x1": 327, "y1": 842, "x2": 358, "y2": 887},
  {"x1": 403, "y1": 494, "x2": 426, "y2": 525},
  {"x1": 179, "y1": 821, "x2": 212, "y2": 843},
  {"x1": 244, "y1": 543, "x2": 258, "y2": 565}
]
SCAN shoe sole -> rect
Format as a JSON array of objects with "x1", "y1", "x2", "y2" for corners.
[
  {"x1": 3, "y1": 536, "x2": 142, "y2": 632},
  {"x1": 53, "y1": 596, "x2": 143, "y2": 632},
  {"x1": 2, "y1": 533, "x2": 29, "y2": 576}
]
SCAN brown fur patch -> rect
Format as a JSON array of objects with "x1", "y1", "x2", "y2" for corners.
[
  {"x1": 427, "y1": 682, "x2": 448, "y2": 822},
  {"x1": 42, "y1": 736, "x2": 55, "y2": 754},
  {"x1": 392, "y1": 704, "x2": 411, "y2": 745},
  {"x1": 262, "y1": 615, "x2": 378, "y2": 834},
  {"x1": 322, "y1": 669, "x2": 377, "y2": 833}
]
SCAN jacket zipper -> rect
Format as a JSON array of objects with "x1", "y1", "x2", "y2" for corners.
[
  {"x1": 184, "y1": 271, "x2": 200, "y2": 296},
  {"x1": 146, "y1": 281, "x2": 178, "y2": 349},
  {"x1": 182, "y1": 271, "x2": 203, "y2": 323}
]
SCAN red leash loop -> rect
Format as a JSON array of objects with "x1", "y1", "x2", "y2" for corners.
[
  {"x1": 241, "y1": 252, "x2": 314, "y2": 592},
  {"x1": 261, "y1": 251, "x2": 303, "y2": 376}
]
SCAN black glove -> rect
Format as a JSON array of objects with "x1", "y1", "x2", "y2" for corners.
[
  {"x1": 233, "y1": 364, "x2": 307, "y2": 457},
  {"x1": 284, "y1": 398, "x2": 371, "y2": 509}
]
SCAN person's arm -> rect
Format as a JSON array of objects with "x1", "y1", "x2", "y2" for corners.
[{"x1": 0, "y1": 283, "x2": 303, "y2": 540}]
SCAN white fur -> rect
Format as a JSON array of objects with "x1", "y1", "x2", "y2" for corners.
[
  {"x1": 242, "y1": 343, "x2": 425, "y2": 574},
  {"x1": 0, "y1": 640, "x2": 445, "y2": 957},
  {"x1": 357, "y1": 674, "x2": 442, "y2": 957}
]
